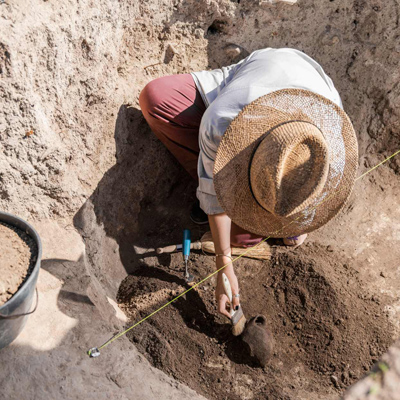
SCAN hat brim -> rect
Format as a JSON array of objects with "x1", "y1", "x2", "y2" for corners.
[{"x1": 213, "y1": 89, "x2": 358, "y2": 238}]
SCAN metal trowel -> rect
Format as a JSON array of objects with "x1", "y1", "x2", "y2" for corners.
[{"x1": 183, "y1": 229, "x2": 195, "y2": 285}]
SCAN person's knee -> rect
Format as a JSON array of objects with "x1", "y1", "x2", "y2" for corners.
[
  {"x1": 139, "y1": 77, "x2": 171, "y2": 118},
  {"x1": 139, "y1": 80, "x2": 159, "y2": 117}
]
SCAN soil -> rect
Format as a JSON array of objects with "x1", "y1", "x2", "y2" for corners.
[
  {"x1": 0, "y1": 222, "x2": 38, "y2": 307},
  {"x1": 117, "y1": 243, "x2": 394, "y2": 400},
  {"x1": 1, "y1": 0, "x2": 400, "y2": 398}
]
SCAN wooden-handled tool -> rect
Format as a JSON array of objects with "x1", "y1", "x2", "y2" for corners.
[
  {"x1": 222, "y1": 273, "x2": 246, "y2": 336},
  {"x1": 156, "y1": 231, "x2": 271, "y2": 260},
  {"x1": 156, "y1": 241, "x2": 202, "y2": 254}
]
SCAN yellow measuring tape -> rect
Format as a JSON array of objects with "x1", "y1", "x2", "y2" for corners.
[{"x1": 87, "y1": 148, "x2": 400, "y2": 357}]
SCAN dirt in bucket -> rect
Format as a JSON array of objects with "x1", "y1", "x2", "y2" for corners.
[
  {"x1": 0, "y1": 222, "x2": 38, "y2": 307},
  {"x1": 117, "y1": 244, "x2": 394, "y2": 399}
]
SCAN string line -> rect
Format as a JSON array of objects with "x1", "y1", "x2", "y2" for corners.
[{"x1": 94, "y1": 148, "x2": 400, "y2": 352}]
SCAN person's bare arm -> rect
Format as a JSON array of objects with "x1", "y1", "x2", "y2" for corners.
[{"x1": 208, "y1": 213, "x2": 240, "y2": 319}]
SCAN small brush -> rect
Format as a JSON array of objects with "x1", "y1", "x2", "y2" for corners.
[{"x1": 221, "y1": 273, "x2": 246, "y2": 336}]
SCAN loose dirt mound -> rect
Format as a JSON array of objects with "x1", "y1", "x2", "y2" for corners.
[
  {"x1": 0, "y1": 222, "x2": 37, "y2": 306},
  {"x1": 118, "y1": 245, "x2": 394, "y2": 399}
]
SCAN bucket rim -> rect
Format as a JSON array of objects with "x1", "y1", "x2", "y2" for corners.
[{"x1": 0, "y1": 211, "x2": 43, "y2": 312}]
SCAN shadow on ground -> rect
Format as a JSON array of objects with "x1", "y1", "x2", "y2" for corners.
[
  {"x1": 117, "y1": 263, "x2": 256, "y2": 367},
  {"x1": 0, "y1": 256, "x2": 201, "y2": 400},
  {"x1": 74, "y1": 105, "x2": 207, "y2": 276}
]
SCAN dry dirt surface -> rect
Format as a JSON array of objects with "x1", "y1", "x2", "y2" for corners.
[
  {"x1": 1, "y1": 0, "x2": 400, "y2": 399},
  {"x1": 0, "y1": 222, "x2": 37, "y2": 306},
  {"x1": 1, "y1": 0, "x2": 399, "y2": 221},
  {"x1": 118, "y1": 244, "x2": 394, "y2": 400}
]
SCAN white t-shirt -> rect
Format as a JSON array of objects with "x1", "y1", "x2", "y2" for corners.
[{"x1": 191, "y1": 48, "x2": 343, "y2": 215}]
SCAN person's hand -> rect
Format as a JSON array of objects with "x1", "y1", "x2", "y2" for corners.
[
  {"x1": 208, "y1": 213, "x2": 239, "y2": 319},
  {"x1": 215, "y1": 260, "x2": 240, "y2": 319}
]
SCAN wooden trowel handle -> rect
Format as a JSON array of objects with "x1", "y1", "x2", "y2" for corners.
[
  {"x1": 156, "y1": 241, "x2": 202, "y2": 254},
  {"x1": 222, "y1": 273, "x2": 234, "y2": 317},
  {"x1": 156, "y1": 244, "x2": 180, "y2": 254}
]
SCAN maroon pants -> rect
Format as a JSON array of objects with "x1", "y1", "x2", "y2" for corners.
[{"x1": 139, "y1": 74, "x2": 263, "y2": 247}]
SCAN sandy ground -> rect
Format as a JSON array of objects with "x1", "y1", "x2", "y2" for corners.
[
  {"x1": 0, "y1": 220, "x2": 205, "y2": 400},
  {"x1": 1, "y1": 0, "x2": 400, "y2": 398},
  {"x1": 1, "y1": 218, "x2": 398, "y2": 399}
]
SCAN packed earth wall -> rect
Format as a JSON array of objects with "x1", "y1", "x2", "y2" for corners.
[{"x1": 1, "y1": 0, "x2": 399, "y2": 220}]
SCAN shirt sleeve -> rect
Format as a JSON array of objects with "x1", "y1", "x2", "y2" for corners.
[
  {"x1": 190, "y1": 57, "x2": 247, "y2": 107},
  {"x1": 196, "y1": 109, "x2": 225, "y2": 215}
]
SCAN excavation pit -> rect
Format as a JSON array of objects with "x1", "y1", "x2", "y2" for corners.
[
  {"x1": 117, "y1": 247, "x2": 394, "y2": 399},
  {"x1": 2, "y1": 0, "x2": 400, "y2": 398}
]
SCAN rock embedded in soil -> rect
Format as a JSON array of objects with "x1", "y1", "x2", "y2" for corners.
[
  {"x1": 0, "y1": 222, "x2": 37, "y2": 306},
  {"x1": 223, "y1": 43, "x2": 242, "y2": 57}
]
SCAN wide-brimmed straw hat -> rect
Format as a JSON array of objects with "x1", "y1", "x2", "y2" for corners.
[{"x1": 214, "y1": 88, "x2": 358, "y2": 238}]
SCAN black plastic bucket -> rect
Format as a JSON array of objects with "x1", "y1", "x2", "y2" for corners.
[{"x1": 0, "y1": 211, "x2": 42, "y2": 349}]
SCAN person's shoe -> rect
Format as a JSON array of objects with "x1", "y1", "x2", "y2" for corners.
[
  {"x1": 190, "y1": 199, "x2": 209, "y2": 225},
  {"x1": 283, "y1": 234, "x2": 307, "y2": 248}
]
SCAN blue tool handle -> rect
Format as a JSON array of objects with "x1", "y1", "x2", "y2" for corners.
[{"x1": 183, "y1": 229, "x2": 191, "y2": 259}]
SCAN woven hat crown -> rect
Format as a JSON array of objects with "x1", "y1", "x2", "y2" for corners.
[
  {"x1": 250, "y1": 121, "x2": 329, "y2": 217},
  {"x1": 213, "y1": 89, "x2": 358, "y2": 238}
]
